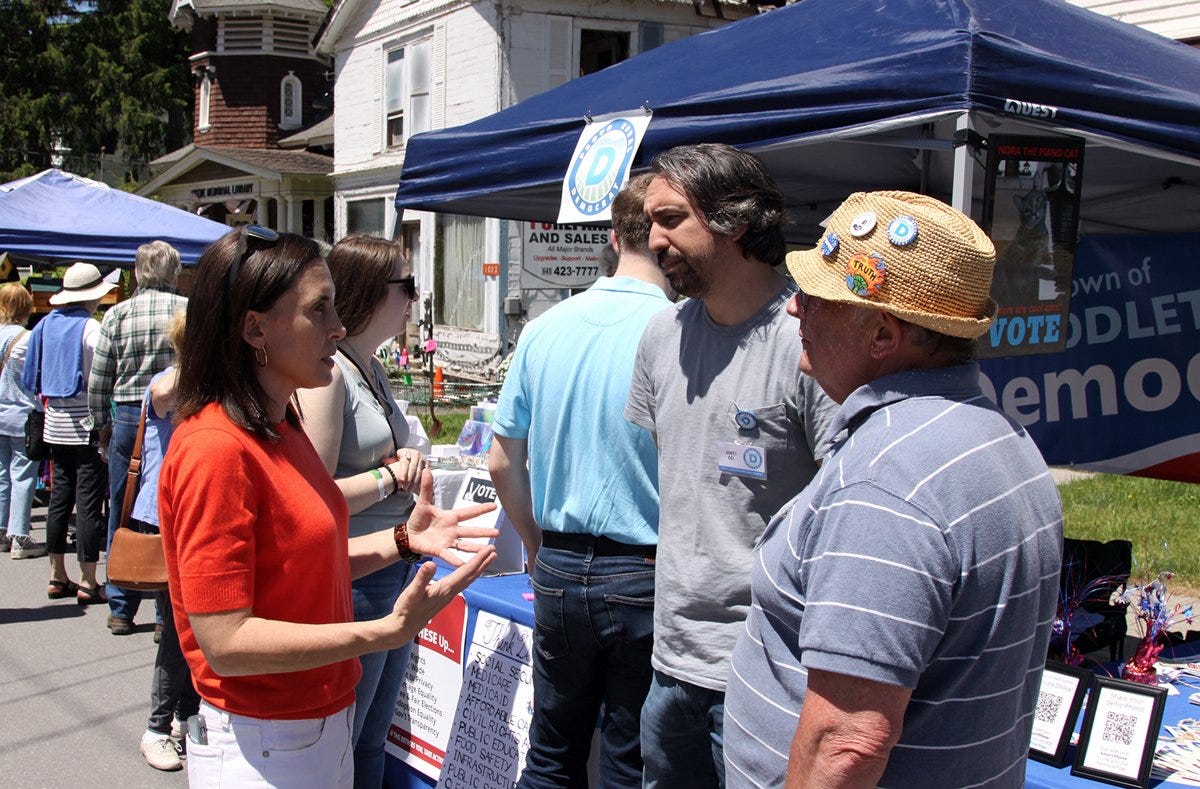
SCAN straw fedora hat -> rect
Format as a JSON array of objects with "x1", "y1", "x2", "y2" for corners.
[
  {"x1": 49, "y1": 262, "x2": 117, "y2": 306},
  {"x1": 785, "y1": 191, "x2": 997, "y2": 339}
]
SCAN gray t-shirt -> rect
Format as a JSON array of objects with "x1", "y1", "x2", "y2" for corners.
[{"x1": 625, "y1": 286, "x2": 835, "y2": 690}]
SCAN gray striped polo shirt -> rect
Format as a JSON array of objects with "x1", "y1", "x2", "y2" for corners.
[{"x1": 725, "y1": 363, "x2": 1063, "y2": 788}]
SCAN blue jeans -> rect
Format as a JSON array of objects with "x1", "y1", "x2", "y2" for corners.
[
  {"x1": 640, "y1": 671, "x2": 725, "y2": 789},
  {"x1": 106, "y1": 404, "x2": 156, "y2": 622},
  {"x1": 350, "y1": 559, "x2": 416, "y2": 789},
  {"x1": 517, "y1": 543, "x2": 655, "y2": 789},
  {"x1": 0, "y1": 432, "x2": 37, "y2": 538}
]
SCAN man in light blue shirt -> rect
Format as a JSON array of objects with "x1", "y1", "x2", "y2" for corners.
[{"x1": 489, "y1": 174, "x2": 673, "y2": 787}]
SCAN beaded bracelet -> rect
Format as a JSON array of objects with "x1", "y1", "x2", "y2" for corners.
[
  {"x1": 393, "y1": 521, "x2": 422, "y2": 564},
  {"x1": 381, "y1": 464, "x2": 400, "y2": 496}
]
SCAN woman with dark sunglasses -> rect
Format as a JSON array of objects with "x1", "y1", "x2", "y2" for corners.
[
  {"x1": 295, "y1": 234, "x2": 427, "y2": 788},
  {"x1": 159, "y1": 227, "x2": 496, "y2": 786}
]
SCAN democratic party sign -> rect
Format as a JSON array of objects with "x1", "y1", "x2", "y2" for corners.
[
  {"x1": 557, "y1": 111, "x2": 652, "y2": 224},
  {"x1": 979, "y1": 234, "x2": 1200, "y2": 483}
]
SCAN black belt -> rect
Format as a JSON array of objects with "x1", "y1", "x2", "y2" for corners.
[{"x1": 541, "y1": 531, "x2": 656, "y2": 559}]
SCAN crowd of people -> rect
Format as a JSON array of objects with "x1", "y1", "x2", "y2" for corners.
[{"x1": 4, "y1": 141, "x2": 1064, "y2": 787}]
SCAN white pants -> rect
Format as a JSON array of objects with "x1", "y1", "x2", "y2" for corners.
[{"x1": 186, "y1": 700, "x2": 354, "y2": 788}]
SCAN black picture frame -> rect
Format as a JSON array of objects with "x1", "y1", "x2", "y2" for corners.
[
  {"x1": 1070, "y1": 675, "x2": 1167, "y2": 788},
  {"x1": 1029, "y1": 661, "x2": 1092, "y2": 766}
]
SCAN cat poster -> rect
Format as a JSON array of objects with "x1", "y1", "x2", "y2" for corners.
[{"x1": 980, "y1": 134, "x2": 1085, "y2": 358}]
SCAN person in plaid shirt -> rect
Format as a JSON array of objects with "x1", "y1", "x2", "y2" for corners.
[{"x1": 86, "y1": 240, "x2": 187, "y2": 637}]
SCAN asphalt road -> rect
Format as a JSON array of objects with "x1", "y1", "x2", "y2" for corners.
[{"x1": 0, "y1": 507, "x2": 186, "y2": 789}]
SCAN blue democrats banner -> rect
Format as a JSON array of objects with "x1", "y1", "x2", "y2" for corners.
[{"x1": 979, "y1": 234, "x2": 1200, "y2": 483}]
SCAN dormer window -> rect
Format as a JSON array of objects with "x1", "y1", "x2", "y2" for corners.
[{"x1": 280, "y1": 72, "x2": 302, "y2": 129}]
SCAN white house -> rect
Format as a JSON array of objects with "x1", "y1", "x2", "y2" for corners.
[{"x1": 314, "y1": 0, "x2": 748, "y2": 378}]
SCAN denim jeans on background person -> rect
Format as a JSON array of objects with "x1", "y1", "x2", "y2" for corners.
[
  {"x1": 0, "y1": 433, "x2": 38, "y2": 538},
  {"x1": 350, "y1": 559, "x2": 417, "y2": 789},
  {"x1": 517, "y1": 543, "x2": 655, "y2": 789},
  {"x1": 640, "y1": 670, "x2": 726, "y2": 789},
  {"x1": 46, "y1": 442, "x2": 106, "y2": 561},
  {"x1": 106, "y1": 404, "x2": 157, "y2": 623}
]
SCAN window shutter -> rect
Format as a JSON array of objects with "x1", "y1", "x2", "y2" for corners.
[
  {"x1": 547, "y1": 15, "x2": 572, "y2": 89},
  {"x1": 638, "y1": 22, "x2": 664, "y2": 54},
  {"x1": 432, "y1": 24, "x2": 446, "y2": 129},
  {"x1": 373, "y1": 46, "x2": 384, "y2": 153}
]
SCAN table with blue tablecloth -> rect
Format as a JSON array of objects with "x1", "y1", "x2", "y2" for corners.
[
  {"x1": 383, "y1": 569, "x2": 534, "y2": 789},
  {"x1": 1027, "y1": 662, "x2": 1200, "y2": 788}
]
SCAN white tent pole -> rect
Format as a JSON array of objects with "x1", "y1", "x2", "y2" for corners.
[{"x1": 951, "y1": 111, "x2": 975, "y2": 216}]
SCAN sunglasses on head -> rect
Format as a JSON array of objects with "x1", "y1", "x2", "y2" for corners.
[
  {"x1": 388, "y1": 276, "x2": 418, "y2": 300},
  {"x1": 227, "y1": 225, "x2": 281, "y2": 295}
]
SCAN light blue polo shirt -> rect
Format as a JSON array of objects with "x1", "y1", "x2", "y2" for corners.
[{"x1": 493, "y1": 276, "x2": 670, "y2": 545}]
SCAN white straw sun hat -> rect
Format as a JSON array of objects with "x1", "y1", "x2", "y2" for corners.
[{"x1": 49, "y1": 262, "x2": 117, "y2": 306}]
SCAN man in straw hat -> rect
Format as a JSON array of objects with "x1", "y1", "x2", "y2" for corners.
[
  {"x1": 624, "y1": 143, "x2": 835, "y2": 787},
  {"x1": 723, "y1": 191, "x2": 1063, "y2": 787}
]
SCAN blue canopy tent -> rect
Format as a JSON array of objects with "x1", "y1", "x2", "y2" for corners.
[
  {"x1": 394, "y1": 0, "x2": 1200, "y2": 239},
  {"x1": 0, "y1": 169, "x2": 229, "y2": 266}
]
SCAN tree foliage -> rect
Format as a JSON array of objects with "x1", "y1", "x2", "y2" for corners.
[{"x1": 0, "y1": 0, "x2": 192, "y2": 184}]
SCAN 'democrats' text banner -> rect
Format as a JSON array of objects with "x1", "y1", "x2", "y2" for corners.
[{"x1": 978, "y1": 233, "x2": 1200, "y2": 482}]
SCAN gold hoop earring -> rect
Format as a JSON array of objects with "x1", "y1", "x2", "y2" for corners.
[{"x1": 254, "y1": 345, "x2": 269, "y2": 367}]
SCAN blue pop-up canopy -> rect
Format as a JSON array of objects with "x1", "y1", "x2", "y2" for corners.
[
  {"x1": 395, "y1": 0, "x2": 1200, "y2": 237},
  {"x1": 0, "y1": 169, "x2": 229, "y2": 265}
]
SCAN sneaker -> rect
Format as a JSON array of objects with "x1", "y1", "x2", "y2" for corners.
[
  {"x1": 107, "y1": 615, "x2": 135, "y2": 635},
  {"x1": 140, "y1": 733, "x2": 182, "y2": 772},
  {"x1": 170, "y1": 718, "x2": 186, "y2": 756},
  {"x1": 153, "y1": 623, "x2": 164, "y2": 644},
  {"x1": 10, "y1": 535, "x2": 47, "y2": 560}
]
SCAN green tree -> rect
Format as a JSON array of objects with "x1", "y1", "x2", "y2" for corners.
[
  {"x1": 0, "y1": 1, "x2": 77, "y2": 180},
  {"x1": 0, "y1": 0, "x2": 191, "y2": 184}
]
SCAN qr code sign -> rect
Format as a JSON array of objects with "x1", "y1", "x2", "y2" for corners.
[
  {"x1": 1102, "y1": 710, "x2": 1137, "y2": 746},
  {"x1": 1035, "y1": 691, "x2": 1063, "y2": 723}
]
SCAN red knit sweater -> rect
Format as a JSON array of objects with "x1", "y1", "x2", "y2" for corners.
[{"x1": 159, "y1": 403, "x2": 359, "y2": 719}]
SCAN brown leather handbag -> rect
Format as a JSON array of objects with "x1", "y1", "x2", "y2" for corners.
[{"x1": 106, "y1": 401, "x2": 168, "y2": 592}]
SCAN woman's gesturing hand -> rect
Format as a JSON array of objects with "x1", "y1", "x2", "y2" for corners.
[
  {"x1": 381, "y1": 549, "x2": 497, "y2": 648},
  {"x1": 405, "y1": 468, "x2": 499, "y2": 564}
]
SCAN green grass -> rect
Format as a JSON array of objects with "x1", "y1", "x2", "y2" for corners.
[
  {"x1": 1060, "y1": 474, "x2": 1200, "y2": 595},
  {"x1": 413, "y1": 408, "x2": 470, "y2": 444}
]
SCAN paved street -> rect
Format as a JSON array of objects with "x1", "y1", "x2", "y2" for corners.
[{"x1": 0, "y1": 507, "x2": 186, "y2": 789}]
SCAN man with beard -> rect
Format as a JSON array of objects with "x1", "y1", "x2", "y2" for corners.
[{"x1": 624, "y1": 143, "x2": 835, "y2": 787}]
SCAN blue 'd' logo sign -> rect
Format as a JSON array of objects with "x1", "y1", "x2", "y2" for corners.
[{"x1": 567, "y1": 119, "x2": 637, "y2": 217}]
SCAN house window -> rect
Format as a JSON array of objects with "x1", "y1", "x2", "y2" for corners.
[
  {"x1": 434, "y1": 214, "x2": 485, "y2": 330},
  {"x1": 385, "y1": 39, "x2": 432, "y2": 148},
  {"x1": 579, "y1": 28, "x2": 629, "y2": 75},
  {"x1": 280, "y1": 71, "x2": 302, "y2": 129},
  {"x1": 347, "y1": 198, "x2": 387, "y2": 236},
  {"x1": 198, "y1": 72, "x2": 211, "y2": 132}
]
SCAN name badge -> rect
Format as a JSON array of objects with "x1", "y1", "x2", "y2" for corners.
[{"x1": 717, "y1": 441, "x2": 767, "y2": 480}]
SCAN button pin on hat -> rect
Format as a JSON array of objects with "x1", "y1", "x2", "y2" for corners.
[
  {"x1": 887, "y1": 216, "x2": 918, "y2": 246},
  {"x1": 848, "y1": 211, "x2": 877, "y2": 237}
]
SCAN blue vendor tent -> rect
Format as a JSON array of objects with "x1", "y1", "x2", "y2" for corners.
[
  {"x1": 394, "y1": 0, "x2": 1200, "y2": 239},
  {"x1": 0, "y1": 169, "x2": 229, "y2": 265}
]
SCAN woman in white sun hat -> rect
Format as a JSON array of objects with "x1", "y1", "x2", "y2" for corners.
[{"x1": 22, "y1": 262, "x2": 116, "y2": 604}]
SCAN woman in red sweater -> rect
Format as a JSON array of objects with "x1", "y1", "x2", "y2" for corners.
[{"x1": 158, "y1": 228, "x2": 496, "y2": 787}]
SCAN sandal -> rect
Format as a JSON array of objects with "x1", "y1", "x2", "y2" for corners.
[
  {"x1": 48, "y1": 579, "x2": 80, "y2": 599},
  {"x1": 76, "y1": 584, "x2": 107, "y2": 606}
]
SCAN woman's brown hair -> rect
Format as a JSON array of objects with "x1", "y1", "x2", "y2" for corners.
[
  {"x1": 174, "y1": 228, "x2": 322, "y2": 440},
  {"x1": 326, "y1": 234, "x2": 408, "y2": 337}
]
